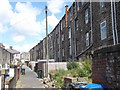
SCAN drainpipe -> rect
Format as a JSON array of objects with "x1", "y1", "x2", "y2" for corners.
[
  {"x1": 90, "y1": 0, "x2": 93, "y2": 44},
  {"x1": 111, "y1": 0, "x2": 118, "y2": 45},
  {"x1": 113, "y1": 0, "x2": 119, "y2": 44}
]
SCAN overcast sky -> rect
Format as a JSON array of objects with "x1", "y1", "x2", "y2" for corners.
[{"x1": 0, "y1": 0, "x2": 73, "y2": 52}]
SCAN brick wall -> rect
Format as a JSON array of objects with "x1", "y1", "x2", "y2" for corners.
[{"x1": 92, "y1": 44, "x2": 120, "y2": 88}]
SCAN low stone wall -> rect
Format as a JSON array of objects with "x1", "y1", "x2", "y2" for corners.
[
  {"x1": 5, "y1": 68, "x2": 20, "y2": 88},
  {"x1": 92, "y1": 44, "x2": 120, "y2": 88}
]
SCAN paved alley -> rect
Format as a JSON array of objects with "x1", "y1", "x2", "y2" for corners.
[{"x1": 16, "y1": 65, "x2": 44, "y2": 88}]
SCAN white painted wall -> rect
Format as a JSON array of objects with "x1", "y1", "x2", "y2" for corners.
[
  {"x1": 42, "y1": 62, "x2": 67, "y2": 77},
  {"x1": 0, "y1": 75, "x2": 4, "y2": 90},
  {"x1": 30, "y1": 61, "x2": 37, "y2": 70},
  {"x1": 48, "y1": 62, "x2": 67, "y2": 72},
  {"x1": 8, "y1": 68, "x2": 14, "y2": 77}
]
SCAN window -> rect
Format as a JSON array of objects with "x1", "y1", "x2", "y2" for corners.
[
  {"x1": 100, "y1": 0, "x2": 105, "y2": 7},
  {"x1": 69, "y1": 28, "x2": 71, "y2": 38},
  {"x1": 62, "y1": 49, "x2": 64, "y2": 56},
  {"x1": 100, "y1": 21, "x2": 107, "y2": 40},
  {"x1": 77, "y1": 2, "x2": 79, "y2": 11},
  {"x1": 85, "y1": 9, "x2": 88, "y2": 24},
  {"x1": 63, "y1": 19, "x2": 65, "y2": 28},
  {"x1": 57, "y1": 36, "x2": 59, "y2": 44},
  {"x1": 86, "y1": 32, "x2": 89, "y2": 46},
  {"x1": 75, "y1": 19, "x2": 78, "y2": 31},
  {"x1": 60, "y1": 21, "x2": 62, "y2": 30},
  {"x1": 75, "y1": 2, "x2": 79, "y2": 11},
  {"x1": 69, "y1": 11, "x2": 72, "y2": 21},
  {"x1": 62, "y1": 34, "x2": 64, "y2": 41},
  {"x1": 69, "y1": 45, "x2": 72, "y2": 55},
  {"x1": 81, "y1": 0, "x2": 84, "y2": 5}
]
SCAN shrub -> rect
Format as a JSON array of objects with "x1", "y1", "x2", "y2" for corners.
[
  {"x1": 49, "y1": 69, "x2": 69, "y2": 88},
  {"x1": 77, "y1": 58, "x2": 92, "y2": 78},
  {"x1": 67, "y1": 61, "x2": 79, "y2": 70}
]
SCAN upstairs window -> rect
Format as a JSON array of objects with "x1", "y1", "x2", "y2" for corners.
[
  {"x1": 69, "y1": 45, "x2": 72, "y2": 55},
  {"x1": 100, "y1": 21, "x2": 107, "y2": 40},
  {"x1": 75, "y1": 19, "x2": 78, "y2": 31},
  {"x1": 62, "y1": 34, "x2": 64, "y2": 41},
  {"x1": 100, "y1": 0, "x2": 105, "y2": 7},
  {"x1": 60, "y1": 21, "x2": 62, "y2": 30},
  {"x1": 85, "y1": 9, "x2": 88, "y2": 24},
  {"x1": 77, "y1": 2, "x2": 79, "y2": 11},
  {"x1": 81, "y1": 0, "x2": 85, "y2": 5},
  {"x1": 86, "y1": 32, "x2": 89, "y2": 46},
  {"x1": 69, "y1": 28, "x2": 71, "y2": 39},
  {"x1": 62, "y1": 49, "x2": 64, "y2": 56}
]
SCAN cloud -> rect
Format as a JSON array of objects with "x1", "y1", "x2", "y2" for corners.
[
  {"x1": 10, "y1": 2, "x2": 42, "y2": 36},
  {"x1": 4, "y1": 43, "x2": 37, "y2": 52},
  {"x1": 47, "y1": 0, "x2": 65, "y2": 14},
  {"x1": 0, "y1": 0, "x2": 13, "y2": 34},
  {"x1": 13, "y1": 43, "x2": 37, "y2": 52},
  {"x1": 0, "y1": 0, "x2": 13, "y2": 24},
  {"x1": 0, "y1": 23, "x2": 8, "y2": 33},
  {"x1": 12, "y1": 35, "x2": 25, "y2": 42},
  {"x1": 41, "y1": 14, "x2": 59, "y2": 31},
  {"x1": 0, "y1": 0, "x2": 63, "y2": 52}
]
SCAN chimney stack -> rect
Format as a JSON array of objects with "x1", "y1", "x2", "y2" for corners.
[
  {"x1": 10, "y1": 46, "x2": 13, "y2": 50},
  {"x1": 65, "y1": 5, "x2": 68, "y2": 28}
]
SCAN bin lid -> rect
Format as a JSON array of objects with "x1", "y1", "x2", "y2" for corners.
[{"x1": 80, "y1": 83, "x2": 107, "y2": 89}]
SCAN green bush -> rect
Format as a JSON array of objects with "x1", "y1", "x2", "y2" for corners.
[
  {"x1": 77, "y1": 58, "x2": 92, "y2": 78},
  {"x1": 49, "y1": 69, "x2": 69, "y2": 88},
  {"x1": 67, "y1": 61, "x2": 79, "y2": 70},
  {"x1": 49, "y1": 58, "x2": 92, "y2": 88}
]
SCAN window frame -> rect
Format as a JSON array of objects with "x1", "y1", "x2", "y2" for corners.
[
  {"x1": 86, "y1": 32, "x2": 89, "y2": 46},
  {"x1": 100, "y1": 21, "x2": 107, "y2": 40},
  {"x1": 85, "y1": 9, "x2": 88, "y2": 24}
]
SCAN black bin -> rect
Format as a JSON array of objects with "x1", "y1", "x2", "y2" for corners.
[
  {"x1": 21, "y1": 68, "x2": 25, "y2": 75},
  {"x1": 37, "y1": 69, "x2": 42, "y2": 78}
]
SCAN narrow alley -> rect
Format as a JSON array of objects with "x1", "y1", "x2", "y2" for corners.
[{"x1": 16, "y1": 65, "x2": 44, "y2": 88}]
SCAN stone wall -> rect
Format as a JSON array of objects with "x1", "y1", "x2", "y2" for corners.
[{"x1": 92, "y1": 44, "x2": 120, "y2": 88}]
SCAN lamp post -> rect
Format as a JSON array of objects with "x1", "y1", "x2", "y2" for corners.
[{"x1": 45, "y1": 6, "x2": 49, "y2": 78}]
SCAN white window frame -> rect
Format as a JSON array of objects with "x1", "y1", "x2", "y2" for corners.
[
  {"x1": 100, "y1": 21, "x2": 107, "y2": 40},
  {"x1": 85, "y1": 9, "x2": 88, "y2": 24},
  {"x1": 86, "y1": 32, "x2": 89, "y2": 46}
]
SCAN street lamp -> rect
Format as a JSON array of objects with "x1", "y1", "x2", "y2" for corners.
[{"x1": 45, "y1": 6, "x2": 49, "y2": 78}]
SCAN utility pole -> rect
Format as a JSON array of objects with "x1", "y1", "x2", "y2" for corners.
[{"x1": 45, "y1": 6, "x2": 49, "y2": 78}]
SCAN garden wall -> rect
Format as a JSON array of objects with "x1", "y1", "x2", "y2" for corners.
[{"x1": 92, "y1": 44, "x2": 120, "y2": 88}]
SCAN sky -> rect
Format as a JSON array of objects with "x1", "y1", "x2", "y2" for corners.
[{"x1": 0, "y1": 0, "x2": 73, "y2": 53}]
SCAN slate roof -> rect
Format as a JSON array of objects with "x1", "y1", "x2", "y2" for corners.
[{"x1": 7, "y1": 49, "x2": 20, "y2": 54}]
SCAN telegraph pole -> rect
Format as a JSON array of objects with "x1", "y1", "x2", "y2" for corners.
[{"x1": 45, "y1": 6, "x2": 49, "y2": 78}]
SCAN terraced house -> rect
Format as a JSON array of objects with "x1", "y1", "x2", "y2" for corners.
[{"x1": 29, "y1": 1, "x2": 120, "y2": 62}]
